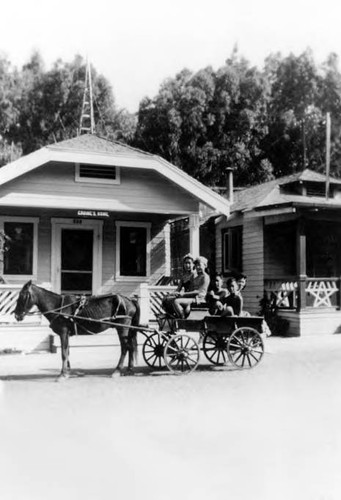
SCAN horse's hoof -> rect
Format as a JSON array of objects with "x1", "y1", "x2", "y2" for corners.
[
  {"x1": 111, "y1": 371, "x2": 121, "y2": 378},
  {"x1": 56, "y1": 373, "x2": 70, "y2": 382},
  {"x1": 73, "y1": 371, "x2": 85, "y2": 378},
  {"x1": 124, "y1": 369, "x2": 135, "y2": 377}
]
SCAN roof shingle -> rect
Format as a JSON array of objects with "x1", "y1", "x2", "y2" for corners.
[
  {"x1": 232, "y1": 169, "x2": 341, "y2": 212},
  {"x1": 47, "y1": 133, "x2": 151, "y2": 159}
]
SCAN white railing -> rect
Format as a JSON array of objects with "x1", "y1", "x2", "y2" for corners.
[
  {"x1": 139, "y1": 283, "x2": 177, "y2": 323},
  {"x1": 264, "y1": 279, "x2": 298, "y2": 309},
  {"x1": 265, "y1": 277, "x2": 340, "y2": 310},
  {"x1": 1, "y1": 282, "x2": 177, "y2": 327},
  {"x1": 306, "y1": 278, "x2": 339, "y2": 308}
]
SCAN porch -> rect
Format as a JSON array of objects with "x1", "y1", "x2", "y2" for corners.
[
  {"x1": 264, "y1": 277, "x2": 341, "y2": 336},
  {"x1": 3, "y1": 275, "x2": 341, "y2": 353}
]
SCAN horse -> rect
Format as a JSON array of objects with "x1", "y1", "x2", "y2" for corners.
[{"x1": 14, "y1": 281, "x2": 140, "y2": 379}]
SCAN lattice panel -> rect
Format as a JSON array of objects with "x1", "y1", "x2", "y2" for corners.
[
  {"x1": 149, "y1": 291, "x2": 170, "y2": 319},
  {"x1": 264, "y1": 280, "x2": 298, "y2": 308},
  {"x1": 306, "y1": 280, "x2": 338, "y2": 307},
  {"x1": 0, "y1": 289, "x2": 20, "y2": 315}
]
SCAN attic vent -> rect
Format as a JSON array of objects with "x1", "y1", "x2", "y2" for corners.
[
  {"x1": 75, "y1": 163, "x2": 120, "y2": 185},
  {"x1": 306, "y1": 182, "x2": 325, "y2": 197}
]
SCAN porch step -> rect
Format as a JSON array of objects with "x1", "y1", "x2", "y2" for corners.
[{"x1": 0, "y1": 324, "x2": 52, "y2": 353}]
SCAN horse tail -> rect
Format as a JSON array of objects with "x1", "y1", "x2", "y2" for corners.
[
  {"x1": 131, "y1": 296, "x2": 141, "y2": 327},
  {"x1": 129, "y1": 297, "x2": 140, "y2": 364}
]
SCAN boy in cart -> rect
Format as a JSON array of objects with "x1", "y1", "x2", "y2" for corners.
[
  {"x1": 220, "y1": 277, "x2": 243, "y2": 317},
  {"x1": 206, "y1": 273, "x2": 228, "y2": 315}
]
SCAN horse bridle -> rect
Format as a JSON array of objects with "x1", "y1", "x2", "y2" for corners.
[
  {"x1": 19, "y1": 289, "x2": 34, "y2": 316},
  {"x1": 18, "y1": 289, "x2": 82, "y2": 318}
]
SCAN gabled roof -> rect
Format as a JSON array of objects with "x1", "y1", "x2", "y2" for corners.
[
  {"x1": 48, "y1": 133, "x2": 150, "y2": 158},
  {"x1": 0, "y1": 134, "x2": 230, "y2": 216},
  {"x1": 232, "y1": 169, "x2": 341, "y2": 213}
]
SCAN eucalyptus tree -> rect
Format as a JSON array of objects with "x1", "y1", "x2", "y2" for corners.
[
  {"x1": 2, "y1": 52, "x2": 136, "y2": 156},
  {"x1": 263, "y1": 50, "x2": 326, "y2": 176},
  {"x1": 135, "y1": 53, "x2": 273, "y2": 187}
]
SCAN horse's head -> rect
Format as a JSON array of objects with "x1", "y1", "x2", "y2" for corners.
[{"x1": 14, "y1": 280, "x2": 35, "y2": 322}]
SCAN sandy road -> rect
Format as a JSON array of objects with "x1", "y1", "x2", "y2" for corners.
[{"x1": 1, "y1": 336, "x2": 341, "y2": 500}]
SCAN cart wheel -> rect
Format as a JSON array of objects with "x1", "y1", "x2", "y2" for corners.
[
  {"x1": 228, "y1": 327, "x2": 264, "y2": 368},
  {"x1": 142, "y1": 332, "x2": 168, "y2": 368},
  {"x1": 164, "y1": 333, "x2": 200, "y2": 374},
  {"x1": 203, "y1": 332, "x2": 228, "y2": 365}
]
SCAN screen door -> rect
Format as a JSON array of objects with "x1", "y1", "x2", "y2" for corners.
[{"x1": 61, "y1": 229, "x2": 93, "y2": 294}]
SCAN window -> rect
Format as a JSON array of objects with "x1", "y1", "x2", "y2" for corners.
[
  {"x1": 222, "y1": 226, "x2": 242, "y2": 275},
  {"x1": 306, "y1": 182, "x2": 325, "y2": 197},
  {"x1": 1, "y1": 218, "x2": 38, "y2": 277},
  {"x1": 75, "y1": 163, "x2": 120, "y2": 185},
  {"x1": 115, "y1": 222, "x2": 151, "y2": 280}
]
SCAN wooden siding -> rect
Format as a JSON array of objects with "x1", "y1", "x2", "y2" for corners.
[
  {"x1": 214, "y1": 215, "x2": 244, "y2": 273},
  {"x1": 0, "y1": 162, "x2": 199, "y2": 214},
  {"x1": 215, "y1": 214, "x2": 263, "y2": 314},
  {"x1": 278, "y1": 309, "x2": 341, "y2": 336},
  {"x1": 215, "y1": 222, "x2": 223, "y2": 273},
  {"x1": 100, "y1": 220, "x2": 169, "y2": 296},
  {"x1": 37, "y1": 215, "x2": 52, "y2": 284},
  {"x1": 242, "y1": 218, "x2": 264, "y2": 314},
  {"x1": 150, "y1": 222, "x2": 169, "y2": 281},
  {"x1": 0, "y1": 208, "x2": 170, "y2": 299}
]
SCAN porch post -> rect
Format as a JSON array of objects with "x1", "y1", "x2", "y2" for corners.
[
  {"x1": 189, "y1": 213, "x2": 200, "y2": 257},
  {"x1": 139, "y1": 282, "x2": 150, "y2": 325},
  {"x1": 296, "y1": 218, "x2": 307, "y2": 310}
]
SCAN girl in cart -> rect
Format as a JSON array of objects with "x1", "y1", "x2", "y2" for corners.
[
  {"x1": 162, "y1": 253, "x2": 196, "y2": 316},
  {"x1": 171, "y1": 256, "x2": 210, "y2": 319}
]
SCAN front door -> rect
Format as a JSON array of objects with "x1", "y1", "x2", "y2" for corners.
[
  {"x1": 61, "y1": 229, "x2": 93, "y2": 294},
  {"x1": 52, "y1": 219, "x2": 103, "y2": 294}
]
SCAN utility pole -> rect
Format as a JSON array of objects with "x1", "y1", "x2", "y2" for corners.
[
  {"x1": 79, "y1": 59, "x2": 95, "y2": 135},
  {"x1": 325, "y1": 112, "x2": 331, "y2": 200},
  {"x1": 302, "y1": 119, "x2": 307, "y2": 168}
]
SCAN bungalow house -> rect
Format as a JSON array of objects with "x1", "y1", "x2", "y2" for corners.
[
  {"x1": 215, "y1": 168, "x2": 341, "y2": 336},
  {"x1": 0, "y1": 134, "x2": 229, "y2": 351}
]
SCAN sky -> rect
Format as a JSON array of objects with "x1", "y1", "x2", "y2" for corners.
[{"x1": 1, "y1": 0, "x2": 341, "y2": 113}]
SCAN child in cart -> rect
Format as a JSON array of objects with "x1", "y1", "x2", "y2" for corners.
[
  {"x1": 162, "y1": 253, "x2": 196, "y2": 316},
  {"x1": 171, "y1": 256, "x2": 210, "y2": 319},
  {"x1": 206, "y1": 273, "x2": 228, "y2": 315},
  {"x1": 220, "y1": 277, "x2": 243, "y2": 316}
]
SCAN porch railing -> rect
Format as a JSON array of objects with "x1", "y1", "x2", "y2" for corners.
[
  {"x1": 139, "y1": 283, "x2": 177, "y2": 323},
  {"x1": 264, "y1": 278, "x2": 298, "y2": 309},
  {"x1": 264, "y1": 277, "x2": 341, "y2": 311},
  {"x1": 3, "y1": 277, "x2": 340, "y2": 327}
]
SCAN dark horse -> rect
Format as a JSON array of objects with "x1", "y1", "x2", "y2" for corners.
[{"x1": 14, "y1": 281, "x2": 140, "y2": 379}]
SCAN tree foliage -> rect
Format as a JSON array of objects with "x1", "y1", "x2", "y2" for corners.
[
  {"x1": 1, "y1": 48, "x2": 341, "y2": 187},
  {"x1": 134, "y1": 48, "x2": 341, "y2": 187},
  {"x1": 0, "y1": 52, "x2": 136, "y2": 163}
]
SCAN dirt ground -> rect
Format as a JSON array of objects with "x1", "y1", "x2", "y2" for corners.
[{"x1": 1, "y1": 335, "x2": 341, "y2": 500}]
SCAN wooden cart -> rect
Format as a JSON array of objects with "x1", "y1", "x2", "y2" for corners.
[{"x1": 142, "y1": 309, "x2": 265, "y2": 374}]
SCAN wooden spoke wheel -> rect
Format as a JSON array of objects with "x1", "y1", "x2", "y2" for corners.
[
  {"x1": 203, "y1": 332, "x2": 228, "y2": 365},
  {"x1": 227, "y1": 327, "x2": 264, "y2": 369},
  {"x1": 164, "y1": 334, "x2": 200, "y2": 374},
  {"x1": 142, "y1": 332, "x2": 168, "y2": 368}
]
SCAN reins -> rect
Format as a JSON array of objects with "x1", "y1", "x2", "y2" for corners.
[
  {"x1": 24, "y1": 297, "x2": 82, "y2": 317},
  {"x1": 59, "y1": 312, "x2": 156, "y2": 334},
  {"x1": 18, "y1": 288, "x2": 154, "y2": 335}
]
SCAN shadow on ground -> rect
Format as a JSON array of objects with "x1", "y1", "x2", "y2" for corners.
[{"x1": 0, "y1": 363, "x2": 239, "y2": 382}]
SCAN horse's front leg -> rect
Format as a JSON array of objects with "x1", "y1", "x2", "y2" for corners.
[
  {"x1": 112, "y1": 324, "x2": 130, "y2": 377},
  {"x1": 58, "y1": 329, "x2": 71, "y2": 380}
]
